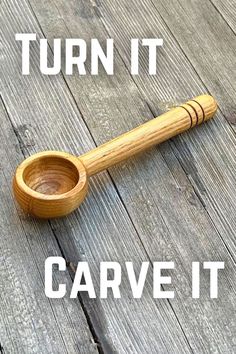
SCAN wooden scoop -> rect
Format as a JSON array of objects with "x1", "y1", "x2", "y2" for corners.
[{"x1": 13, "y1": 95, "x2": 217, "y2": 218}]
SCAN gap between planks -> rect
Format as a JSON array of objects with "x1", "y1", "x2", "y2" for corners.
[{"x1": 208, "y1": 0, "x2": 236, "y2": 36}]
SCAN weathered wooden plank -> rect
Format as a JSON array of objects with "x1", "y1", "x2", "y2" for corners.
[
  {"x1": 25, "y1": 0, "x2": 236, "y2": 353},
  {"x1": 0, "y1": 1, "x2": 193, "y2": 353},
  {"x1": 210, "y1": 0, "x2": 236, "y2": 35},
  {"x1": 0, "y1": 98, "x2": 98, "y2": 354}
]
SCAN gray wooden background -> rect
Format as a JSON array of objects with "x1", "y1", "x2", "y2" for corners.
[{"x1": 0, "y1": 0, "x2": 236, "y2": 353}]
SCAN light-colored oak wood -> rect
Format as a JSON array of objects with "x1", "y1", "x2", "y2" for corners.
[
  {"x1": 80, "y1": 95, "x2": 217, "y2": 176},
  {"x1": 13, "y1": 95, "x2": 217, "y2": 218},
  {"x1": 13, "y1": 151, "x2": 88, "y2": 218}
]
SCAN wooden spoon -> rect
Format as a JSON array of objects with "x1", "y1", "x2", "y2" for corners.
[{"x1": 13, "y1": 95, "x2": 217, "y2": 218}]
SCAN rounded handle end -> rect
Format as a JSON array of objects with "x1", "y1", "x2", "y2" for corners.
[
  {"x1": 180, "y1": 94, "x2": 217, "y2": 127},
  {"x1": 191, "y1": 94, "x2": 218, "y2": 121}
]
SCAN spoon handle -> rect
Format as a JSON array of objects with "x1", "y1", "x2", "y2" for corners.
[{"x1": 79, "y1": 95, "x2": 217, "y2": 176}]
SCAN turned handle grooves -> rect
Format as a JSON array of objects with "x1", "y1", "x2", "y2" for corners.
[
  {"x1": 191, "y1": 99, "x2": 205, "y2": 122},
  {"x1": 79, "y1": 95, "x2": 217, "y2": 176},
  {"x1": 186, "y1": 103, "x2": 200, "y2": 125},
  {"x1": 180, "y1": 105, "x2": 194, "y2": 128}
]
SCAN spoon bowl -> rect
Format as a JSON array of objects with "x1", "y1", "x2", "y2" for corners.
[{"x1": 13, "y1": 151, "x2": 88, "y2": 218}]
